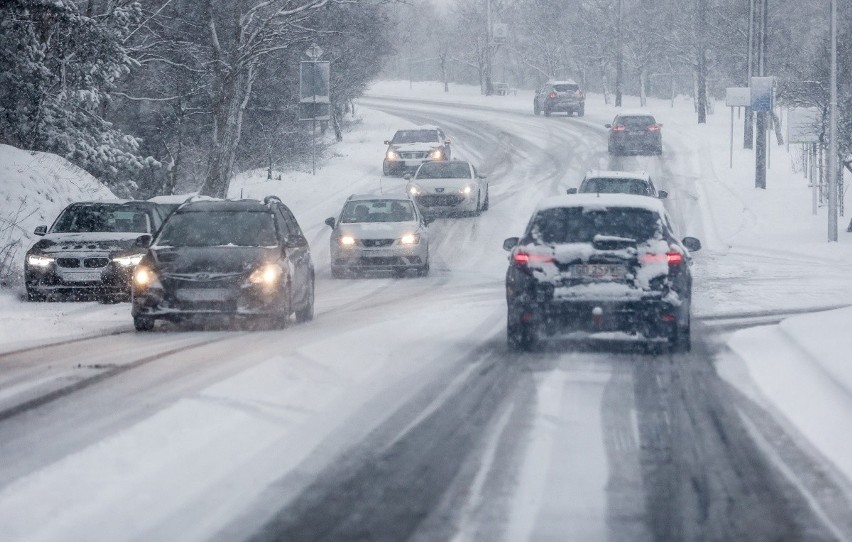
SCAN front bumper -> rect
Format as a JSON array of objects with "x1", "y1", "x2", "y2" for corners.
[
  {"x1": 25, "y1": 257, "x2": 133, "y2": 296},
  {"x1": 132, "y1": 278, "x2": 288, "y2": 320},
  {"x1": 414, "y1": 193, "x2": 477, "y2": 215},
  {"x1": 331, "y1": 243, "x2": 427, "y2": 271}
]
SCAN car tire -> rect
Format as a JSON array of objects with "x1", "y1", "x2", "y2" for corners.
[
  {"x1": 134, "y1": 316, "x2": 155, "y2": 332},
  {"x1": 534, "y1": 101, "x2": 540, "y2": 116},
  {"x1": 578, "y1": 104, "x2": 585, "y2": 117},
  {"x1": 507, "y1": 309, "x2": 536, "y2": 351},
  {"x1": 655, "y1": 146, "x2": 663, "y2": 156},
  {"x1": 382, "y1": 162, "x2": 391, "y2": 176},
  {"x1": 473, "y1": 191, "x2": 482, "y2": 217},
  {"x1": 417, "y1": 259, "x2": 430, "y2": 277},
  {"x1": 543, "y1": 108, "x2": 551, "y2": 117},
  {"x1": 669, "y1": 318, "x2": 691, "y2": 353},
  {"x1": 295, "y1": 277, "x2": 315, "y2": 323},
  {"x1": 482, "y1": 188, "x2": 490, "y2": 211}
]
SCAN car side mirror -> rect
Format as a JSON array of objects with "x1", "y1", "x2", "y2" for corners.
[
  {"x1": 604, "y1": 124, "x2": 612, "y2": 128},
  {"x1": 286, "y1": 234, "x2": 309, "y2": 248},
  {"x1": 33, "y1": 225, "x2": 47, "y2": 236},
  {"x1": 682, "y1": 237, "x2": 701, "y2": 252},
  {"x1": 477, "y1": 174, "x2": 487, "y2": 179},
  {"x1": 403, "y1": 173, "x2": 412, "y2": 181},
  {"x1": 444, "y1": 140, "x2": 451, "y2": 146},
  {"x1": 566, "y1": 188, "x2": 578, "y2": 195},
  {"x1": 384, "y1": 140, "x2": 390, "y2": 145},
  {"x1": 503, "y1": 237, "x2": 519, "y2": 251},
  {"x1": 658, "y1": 190, "x2": 668, "y2": 199},
  {"x1": 423, "y1": 216, "x2": 434, "y2": 226},
  {"x1": 657, "y1": 123, "x2": 664, "y2": 128},
  {"x1": 134, "y1": 234, "x2": 152, "y2": 248},
  {"x1": 324, "y1": 217, "x2": 336, "y2": 229}
]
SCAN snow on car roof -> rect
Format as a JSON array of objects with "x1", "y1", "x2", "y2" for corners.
[
  {"x1": 148, "y1": 194, "x2": 196, "y2": 204},
  {"x1": 613, "y1": 109, "x2": 656, "y2": 117},
  {"x1": 396, "y1": 125, "x2": 440, "y2": 131},
  {"x1": 584, "y1": 170, "x2": 650, "y2": 181},
  {"x1": 548, "y1": 80, "x2": 578, "y2": 85},
  {"x1": 348, "y1": 193, "x2": 413, "y2": 202},
  {"x1": 537, "y1": 193, "x2": 666, "y2": 214}
]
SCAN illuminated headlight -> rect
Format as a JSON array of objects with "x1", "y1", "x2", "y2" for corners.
[
  {"x1": 386, "y1": 149, "x2": 400, "y2": 161},
  {"x1": 133, "y1": 266, "x2": 157, "y2": 287},
  {"x1": 339, "y1": 235, "x2": 356, "y2": 247},
  {"x1": 26, "y1": 254, "x2": 54, "y2": 268},
  {"x1": 429, "y1": 149, "x2": 443, "y2": 159},
  {"x1": 112, "y1": 254, "x2": 144, "y2": 267},
  {"x1": 408, "y1": 186, "x2": 421, "y2": 196},
  {"x1": 460, "y1": 185, "x2": 474, "y2": 195},
  {"x1": 400, "y1": 233, "x2": 420, "y2": 245},
  {"x1": 249, "y1": 263, "x2": 283, "y2": 286}
]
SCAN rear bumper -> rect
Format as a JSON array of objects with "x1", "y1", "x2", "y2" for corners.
[{"x1": 544, "y1": 99, "x2": 583, "y2": 112}]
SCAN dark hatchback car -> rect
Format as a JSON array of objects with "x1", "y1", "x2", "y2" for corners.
[
  {"x1": 503, "y1": 194, "x2": 700, "y2": 352},
  {"x1": 131, "y1": 197, "x2": 314, "y2": 331},
  {"x1": 534, "y1": 80, "x2": 585, "y2": 117},
  {"x1": 606, "y1": 112, "x2": 663, "y2": 155},
  {"x1": 24, "y1": 201, "x2": 166, "y2": 302}
]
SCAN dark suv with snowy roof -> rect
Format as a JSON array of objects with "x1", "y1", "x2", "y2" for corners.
[
  {"x1": 503, "y1": 194, "x2": 701, "y2": 352},
  {"x1": 130, "y1": 197, "x2": 314, "y2": 331},
  {"x1": 534, "y1": 80, "x2": 585, "y2": 117}
]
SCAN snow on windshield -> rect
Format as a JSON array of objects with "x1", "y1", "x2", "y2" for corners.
[{"x1": 340, "y1": 200, "x2": 415, "y2": 223}]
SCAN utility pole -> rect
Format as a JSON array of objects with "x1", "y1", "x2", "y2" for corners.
[
  {"x1": 828, "y1": 0, "x2": 838, "y2": 241},
  {"x1": 696, "y1": 0, "x2": 707, "y2": 123},
  {"x1": 615, "y1": 0, "x2": 624, "y2": 107},
  {"x1": 485, "y1": 0, "x2": 493, "y2": 95},
  {"x1": 744, "y1": 0, "x2": 755, "y2": 149},
  {"x1": 754, "y1": 0, "x2": 767, "y2": 189}
]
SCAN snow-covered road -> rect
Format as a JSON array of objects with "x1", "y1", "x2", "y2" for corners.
[{"x1": 0, "y1": 92, "x2": 848, "y2": 541}]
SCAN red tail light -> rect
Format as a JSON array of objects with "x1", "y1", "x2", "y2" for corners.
[
  {"x1": 577, "y1": 90, "x2": 585, "y2": 98},
  {"x1": 547, "y1": 91, "x2": 557, "y2": 100},
  {"x1": 513, "y1": 251, "x2": 555, "y2": 265},
  {"x1": 611, "y1": 124, "x2": 625, "y2": 132},
  {"x1": 666, "y1": 251, "x2": 683, "y2": 265},
  {"x1": 648, "y1": 124, "x2": 661, "y2": 132}
]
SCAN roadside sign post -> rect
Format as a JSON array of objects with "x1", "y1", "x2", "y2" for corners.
[
  {"x1": 299, "y1": 44, "x2": 330, "y2": 175},
  {"x1": 788, "y1": 107, "x2": 822, "y2": 215},
  {"x1": 725, "y1": 87, "x2": 751, "y2": 168},
  {"x1": 751, "y1": 77, "x2": 774, "y2": 188}
]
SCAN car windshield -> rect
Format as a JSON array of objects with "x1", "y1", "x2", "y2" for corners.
[
  {"x1": 155, "y1": 211, "x2": 277, "y2": 247},
  {"x1": 581, "y1": 178, "x2": 652, "y2": 196},
  {"x1": 416, "y1": 162, "x2": 472, "y2": 179},
  {"x1": 529, "y1": 207, "x2": 662, "y2": 244},
  {"x1": 616, "y1": 115, "x2": 656, "y2": 128},
  {"x1": 52, "y1": 204, "x2": 151, "y2": 233},
  {"x1": 553, "y1": 83, "x2": 579, "y2": 92},
  {"x1": 392, "y1": 130, "x2": 439, "y2": 144},
  {"x1": 340, "y1": 200, "x2": 416, "y2": 223}
]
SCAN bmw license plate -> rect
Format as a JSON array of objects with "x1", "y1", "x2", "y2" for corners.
[
  {"x1": 571, "y1": 264, "x2": 626, "y2": 280},
  {"x1": 63, "y1": 271, "x2": 103, "y2": 282},
  {"x1": 176, "y1": 288, "x2": 230, "y2": 302}
]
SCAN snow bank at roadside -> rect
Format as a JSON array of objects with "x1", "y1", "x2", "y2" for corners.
[
  {"x1": 722, "y1": 308, "x2": 852, "y2": 484},
  {"x1": 0, "y1": 144, "x2": 114, "y2": 284}
]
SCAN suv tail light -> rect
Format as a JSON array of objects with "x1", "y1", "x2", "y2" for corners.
[
  {"x1": 640, "y1": 251, "x2": 683, "y2": 266},
  {"x1": 577, "y1": 90, "x2": 585, "y2": 98},
  {"x1": 648, "y1": 124, "x2": 661, "y2": 132},
  {"x1": 547, "y1": 91, "x2": 557, "y2": 100},
  {"x1": 666, "y1": 251, "x2": 683, "y2": 265},
  {"x1": 610, "y1": 124, "x2": 625, "y2": 132},
  {"x1": 513, "y1": 251, "x2": 555, "y2": 265}
]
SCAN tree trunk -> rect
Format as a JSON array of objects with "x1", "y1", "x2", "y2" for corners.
[
  {"x1": 696, "y1": 0, "x2": 708, "y2": 123},
  {"x1": 639, "y1": 68, "x2": 648, "y2": 107}
]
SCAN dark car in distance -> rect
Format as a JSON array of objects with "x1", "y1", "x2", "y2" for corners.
[
  {"x1": 606, "y1": 112, "x2": 663, "y2": 155},
  {"x1": 503, "y1": 194, "x2": 700, "y2": 352},
  {"x1": 534, "y1": 80, "x2": 585, "y2": 117},
  {"x1": 24, "y1": 201, "x2": 167, "y2": 302},
  {"x1": 131, "y1": 196, "x2": 314, "y2": 331}
]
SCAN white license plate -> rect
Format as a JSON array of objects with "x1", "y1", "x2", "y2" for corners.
[
  {"x1": 176, "y1": 288, "x2": 230, "y2": 302},
  {"x1": 404, "y1": 160, "x2": 422, "y2": 167},
  {"x1": 363, "y1": 249, "x2": 397, "y2": 257},
  {"x1": 62, "y1": 271, "x2": 103, "y2": 282},
  {"x1": 571, "y1": 264, "x2": 626, "y2": 280}
]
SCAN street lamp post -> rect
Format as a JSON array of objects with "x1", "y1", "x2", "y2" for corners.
[{"x1": 828, "y1": 0, "x2": 838, "y2": 241}]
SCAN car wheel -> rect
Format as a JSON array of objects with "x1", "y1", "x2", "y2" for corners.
[
  {"x1": 473, "y1": 191, "x2": 482, "y2": 217},
  {"x1": 507, "y1": 310, "x2": 536, "y2": 351},
  {"x1": 134, "y1": 316, "x2": 155, "y2": 332},
  {"x1": 417, "y1": 259, "x2": 430, "y2": 277},
  {"x1": 543, "y1": 108, "x2": 551, "y2": 117},
  {"x1": 578, "y1": 105, "x2": 585, "y2": 117},
  {"x1": 655, "y1": 146, "x2": 663, "y2": 156},
  {"x1": 295, "y1": 277, "x2": 314, "y2": 323},
  {"x1": 534, "y1": 101, "x2": 540, "y2": 116},
  {"x1": 669, "y1": 318, "x2": 691, "y2": 353},
  {"x1": 482, "y1": 188, "x2": 490, "y2": 211},
  {"x1": 382, "y1": 162, "x2": 391, "y2": 176},
  {"x1": 26, "y1": 287, "x2": 46, "y2": 302}
]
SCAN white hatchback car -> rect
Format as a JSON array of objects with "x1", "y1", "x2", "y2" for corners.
[
  {"x1": 405, "y1": 160, "x2": 489, "y2": 217},
  {"x1": 325, "y1": 194, "x2": 430, "y2": 277},
  {"x1": 567, "y1": 170, "x2": 667, "y2": 199}
]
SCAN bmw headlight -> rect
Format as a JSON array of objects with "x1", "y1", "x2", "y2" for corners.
[
  {"x1": 249, "y1": 263, "x2": 283, "y2": 286},
  {"x1": 26, "y1": 254, "x2": 54, "y2": 268},
  {"x1": 386, "y1": 149, "x2": 400, "y2": 161},
  {"x1": 339, "y1": 235, "x2": 356, "y2": 247},
  {"x1": 112, "y1": 254, "x2": 145, "y2": 267},
  {"x1": 400, "y1": 233, "x2": 420, "y2": 245}
]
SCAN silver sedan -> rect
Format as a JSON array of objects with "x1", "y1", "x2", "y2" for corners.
[{"x1": 325, "y1": 194, "x2": 430, "y2": 277}]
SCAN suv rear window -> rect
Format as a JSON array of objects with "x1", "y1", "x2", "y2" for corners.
[
  {"x1": 580, "y1": 178, "x2": 652, "y2": 196},
  {"x1": 529, "y1": 207, "x2": 661, "y2": 244},
  {"x1": 553, "y1": 84, "x2": 579, "y2": 92},
  {"x1": 156, "y1": 211, "x2": 277, "y2": 247},
  {"x1": 392, "y1": 130, "x2": 439, "y2": 144},
  {"x1": 616, "y1": 116, "x2": 656, "y2": 128}
]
